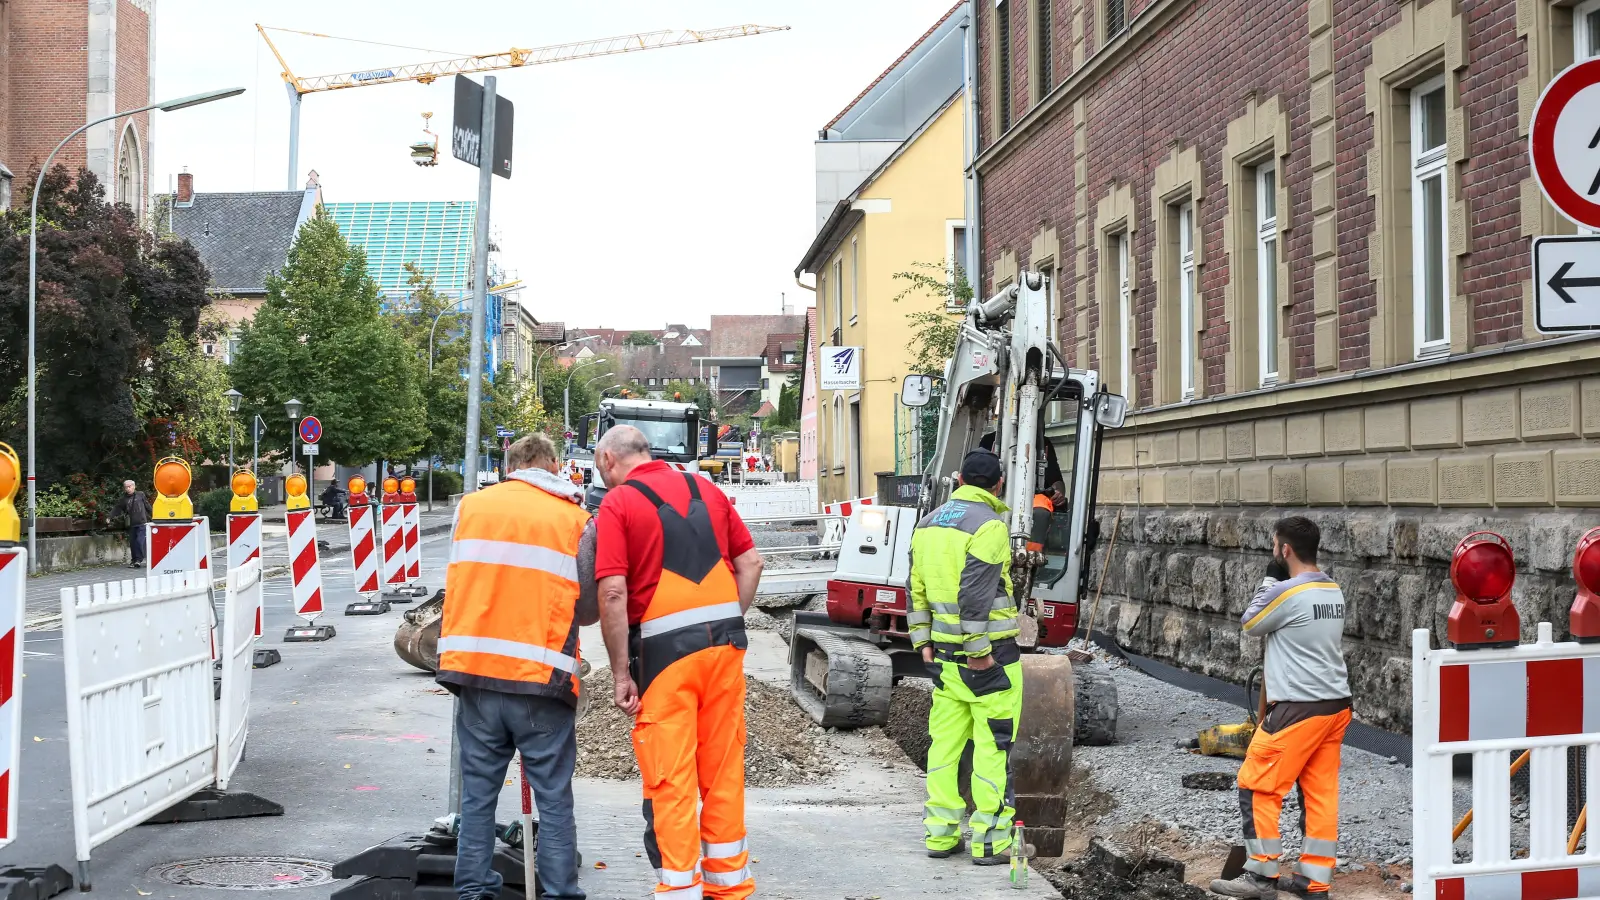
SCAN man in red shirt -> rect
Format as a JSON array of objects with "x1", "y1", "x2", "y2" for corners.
[{"x1": 593, "y1": 425, "x2": 764, "y2": 900}]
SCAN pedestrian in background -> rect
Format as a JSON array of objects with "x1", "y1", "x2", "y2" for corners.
[
  {"x1": 111, "y1": 479, "x2": 151, "y2": 569},
  {"x1": 1211, "y1": 516, "x2": 1350, "y2": 900},
  {"x1": 438, "y1": 433, "x2": 598, "y2": 900},
  {"x1": 592, "y1": 425, "x2": 764, "y2": 900}
]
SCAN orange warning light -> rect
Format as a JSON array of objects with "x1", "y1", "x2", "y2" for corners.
[
  {"x1": 0, "y1": 441, "x2": 19, "y2": 544},
  {"x1": 383, "y1": 477, "x2": 399, "y2": 495},
  {"x1": 230, "y1": 469, "x2": 259, "y2": 513},
  {"x1": 400, "y1": 477, "x2": 416, "y2": 494},
  {"x1": 152, "y1": 457, "x2": 194, "y2": 519},
  {"x1": 348, "y1": 476, "x2": 367, "y2": 496},
  {"x1": 285, "y1": 473, "x2": 310, "y2": 512}
]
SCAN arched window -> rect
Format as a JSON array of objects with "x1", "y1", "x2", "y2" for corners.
[{"x1": 116, "y1": 122, "x2": 143, "y2": 218}]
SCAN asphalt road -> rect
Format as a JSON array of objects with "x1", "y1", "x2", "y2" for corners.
[{"x1": 3, "y1": 531, "x2": 1054, "y2": 899}]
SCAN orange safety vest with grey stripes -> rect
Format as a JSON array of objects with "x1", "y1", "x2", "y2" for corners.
[
  {"x1": 438, "y1": 479, "x2": 590, "y2": 704},
  {"x1": 624, "y1": 474, "x2": 747, "y2": 692}
]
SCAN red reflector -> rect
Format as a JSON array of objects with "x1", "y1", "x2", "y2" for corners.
[{"x1": 1453, "y1": 539, "x2": 1514, "y2": 601}]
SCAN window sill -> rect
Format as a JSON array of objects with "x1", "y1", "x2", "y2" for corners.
[{"x1": 1414, "y1": 343, "x2": 1451, "y2": 362}]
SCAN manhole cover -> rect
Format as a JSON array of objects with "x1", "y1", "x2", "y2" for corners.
[{"x1": 152, "y1": 857, "x2": 334, "y2": 891}]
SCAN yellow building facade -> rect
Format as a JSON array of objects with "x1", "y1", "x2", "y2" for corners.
[{"x1": 797, "y1": 94, "x2": 966, "y2": 506}]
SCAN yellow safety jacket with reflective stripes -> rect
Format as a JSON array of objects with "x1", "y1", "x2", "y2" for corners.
[
  {"x1": 907, "y1": 484, "x2": 1017, "y2": 657},
  {"x1": 439, "y1": 476, "x2": 591, "y2": 704}
]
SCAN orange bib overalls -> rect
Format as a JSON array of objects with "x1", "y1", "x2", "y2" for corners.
[{"x1": 625, "y1": 474, "x2": 753, "y2": 900}]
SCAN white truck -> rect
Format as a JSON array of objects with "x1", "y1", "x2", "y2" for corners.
[{"x1": 575, "y1": 396, "x2": 704, "y2": 509}]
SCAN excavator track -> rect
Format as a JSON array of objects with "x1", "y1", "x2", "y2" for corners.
[{"x1": 788, "y1": 627, "x2": 894, "y2": 728}]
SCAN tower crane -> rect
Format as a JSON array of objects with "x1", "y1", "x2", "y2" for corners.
[{"x1": 256, "y1": 23, "x2": 790, "y2": 189}]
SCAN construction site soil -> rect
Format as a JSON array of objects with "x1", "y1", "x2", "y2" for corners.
[{"x1": 575, "y1": 668, "x2": 837, "y2": 787}]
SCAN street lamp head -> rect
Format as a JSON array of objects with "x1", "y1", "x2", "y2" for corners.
[
  {"x1": 157, "y1": 87, "x2": 246, "y2": 112},
  {"x1": 225, "y1": 388, "x2": 243, "y2": 412},
  {"x1": 284, "y1": 398, "x2": 303, "y2": 419}
]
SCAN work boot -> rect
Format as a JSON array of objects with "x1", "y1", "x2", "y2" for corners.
[
  {"x1": 1210, "y1": 872, "x2": 1279, "y2": 898},
  {"x1": 927, "y1": 839, "x2": 966, "y2": 859},
  {"x1": 972, "y1": 852, "x2": 1009, "y2": 866},
  {"x1": 1280, "y1": 872, "x2": 1325, "y2": 898}
]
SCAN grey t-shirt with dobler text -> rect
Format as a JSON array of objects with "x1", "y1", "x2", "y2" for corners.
[{"x1": 1242, "y1": 570, "x2": 1351, "y2": 705}]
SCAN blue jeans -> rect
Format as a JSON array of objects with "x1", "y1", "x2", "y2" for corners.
[
  {"x1": 128, "y1": 524, "x2": 145, "y2": 564},
  {"x1": 455, "y1": 686, "x2": 583, "y2": 900}
]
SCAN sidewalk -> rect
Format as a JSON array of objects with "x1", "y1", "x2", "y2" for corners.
[{"x1": 21, "y1": 505, "x2": 455, "y2": 628}]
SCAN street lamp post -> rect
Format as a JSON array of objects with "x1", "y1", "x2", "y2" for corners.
[
  {"x1": 563, "y1": 359, "x2": 604, "y2": 433},
  {"x1": 534, "y1": 335, "x2": 599, "y2": 400},
  {"x1": 25, "y1": 86, "x2": 244, "y2": 569},
  {"x1": 284, "y1": 398, "x2": 303, "y2": 478},
  {"x1": 225, "y1": 389, "x2": 243, "y2": 471}
]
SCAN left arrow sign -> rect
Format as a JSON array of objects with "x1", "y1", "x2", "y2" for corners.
[
  {"x1": 1549, "y1": 261, "x2": 1600, "y2": 304},
  {"x1": 1535, "y1": 235, "x2": 1600, "y2": 332}
]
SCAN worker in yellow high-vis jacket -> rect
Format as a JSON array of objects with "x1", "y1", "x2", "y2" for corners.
[{"x1": 907, "y1": 449, "x2": 1022, "y2": 866}]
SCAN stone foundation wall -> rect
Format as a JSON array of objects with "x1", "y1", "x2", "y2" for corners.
[{"x1": 1088, "y1": 507, "x2": 1600, "y2": 733}]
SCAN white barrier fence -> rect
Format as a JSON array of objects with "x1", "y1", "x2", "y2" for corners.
[
  {"x1": 217, "y1": 560, "x2": 263, "y2": 790},
  {"x1": 1413, "y1": 622, "x2": 1600, "y2": 899},
  {"x1": 724, "y1": 481, "x2": 817, "y2": 519},
  {"x1": 63, "y1": 572, "x2": 216, "y2": 882},
  {"x1": 0, "y1": 548, "x2": 23, "y2": 850}
]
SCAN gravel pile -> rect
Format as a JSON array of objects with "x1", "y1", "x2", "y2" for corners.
[
  {"x1": 1075, "y1": 664, "x2": 1412, "y2": 864},
  {"x1": 575, "y1": 668, "x2": 838, "y2": 787},
  {"x1": 1041, "y1": 834, "x2": 1205, "y2": 900}
]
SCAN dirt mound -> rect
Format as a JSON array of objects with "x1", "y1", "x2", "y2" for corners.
[
  {"x1": 576, "y1": 668, "x2": 836, "y2": 787},
  {"x1": 885, "y1": 684, "x2": 934, "y2": 769},
  {"x1": 1041, "y1": 835, "x2": 1205, "y2": 900}
]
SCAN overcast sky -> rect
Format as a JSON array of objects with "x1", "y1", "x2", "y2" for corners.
[{"x1": 151, "y1": 1, "x2": 961, "y2": 330}]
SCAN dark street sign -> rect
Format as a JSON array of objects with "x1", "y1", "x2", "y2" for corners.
[{"x1": 451, "y1": 76, "x2": 514, "y2": 179}]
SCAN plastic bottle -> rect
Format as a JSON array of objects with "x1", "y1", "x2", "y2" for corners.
[{"x1": 1009, "y1": 820, "x2": 1029, "y2": 889}]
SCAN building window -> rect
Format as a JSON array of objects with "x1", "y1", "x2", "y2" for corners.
[
  {"x1": 1115, "y1": 233, "x2": 1131, "y2": 399},
  {"x1": 1035, "y1": 0, "x2": 1053, "y2": 95},
  {"x1": 782, "y1": 351, "x2": 798, "y2": 365},
  {"x1": 1178, "y1": 202, "x2": 1197, "y2": 400},
  {"x1": 1581, "y1": 0, "x2": 1600, "y2": 60},
  {"x1": 998, "y1": 0, "x2": 1013, "y2": 131},
  {"x1": 116, "y1": 123, "x2": 143, "y2": 219},
  {"x1": 1255, "y1": 163, "x2": 1278, "y2": 385},
  {"x1": 1411, "y1": 76, "x2": 1449, "y2": 358},
  {"x1": 762, "y1": 378, "x2": 770, "y2": 390},
  {"x1": 648, "y1": 377, "x2": 657, "y2": 386},
  {"x1": 1104, "y1": 0, "x2": 1125, "y2": 40},
  {"x1": 947, "y1": 220, "x2": 970, "y2": 309},
  {"x1": 850, "y1": 237, "x2": 859, "y2": 320},
  {"x1": 832, "y1": 258, "x2": 844, "y2": 335}
]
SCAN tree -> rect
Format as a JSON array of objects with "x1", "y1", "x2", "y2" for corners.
[
  {"x1": 228, "y1": 210, "x2": 427, "y2": 468},
  {"x1": 389, "y1": 263, "x2": 468, "y2": 467},
  {"x1": 484, "y1": 363, "x2": 550, "y2": 439},
  {"x1": 660, "y1": 380, "x2": 712, "y2": 419},
  {"x1": 623, "y1": 331, "x2": 658, "y2": 347},
  {"x1": 892, "y1": 260, "x2": 970, "y2": 376},
  {"x1": 766, "y1": 380, "x2": 800, "y2": 432},
  {"x1": 0, "y1": 165, "x2": 217, "y2": 500}
]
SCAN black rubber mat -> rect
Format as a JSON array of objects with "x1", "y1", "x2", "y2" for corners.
[{"x1": 1111, "y1": 646, "x2": 1413, "y2": 766}]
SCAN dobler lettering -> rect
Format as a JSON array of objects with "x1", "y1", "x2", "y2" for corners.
[{"x1": 1312, "y1": 602, "x2": 1345, "y2": 621}]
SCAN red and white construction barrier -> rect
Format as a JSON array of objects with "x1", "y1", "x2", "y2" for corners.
[
  {"x1": 348, "y1": 505, "x2": 379, "y2": 596},
  {"x1": 227, "y1": 512, "x2": 263, "y2": 637},
  {"x1": 0, "y1": 548, "x2": 24, "y2": 849},
  {"x1": 402, "y1": 502, "x2": 421, "y2": 582},
  {"x1": 1413, "y1": 622, "x2": 1600, "y2": 899},
  {"x1": 823, "y1": 495, "x2": 875, "y2": 517},
  {"x1": 380, "y1": 504, "x2": 405, "y2": 589},
  {"x1": 286, "y1": 508, "x2": 324, "y2": 620},
  {"x1": 147, "y1": 519, "x2": 205, "y2": 577}
]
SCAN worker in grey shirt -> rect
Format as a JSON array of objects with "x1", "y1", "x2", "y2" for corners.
[{"x1": 1212, "y1": 516, "x2": 1351, "y2": 900}]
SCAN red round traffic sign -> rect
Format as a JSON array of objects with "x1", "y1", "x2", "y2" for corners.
[
  {"x1": 1531, "y1": 58, "x2": 1600, "y2": 231},
  {"x1": 298, "y1": 415, "x2": 322, "y2": 444}
]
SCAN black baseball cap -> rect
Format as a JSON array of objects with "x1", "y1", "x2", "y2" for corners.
[{"x1": 960, "y1": 449, "x2": 1003, "y2": 490}]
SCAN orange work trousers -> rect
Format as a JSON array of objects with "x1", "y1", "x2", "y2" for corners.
[
  {"x1": 632, "y1": 643, "x2": 752, "y2": 900},
  {"x1": 1237, "y1": 706, "x2": 1351, "y2": 892}
]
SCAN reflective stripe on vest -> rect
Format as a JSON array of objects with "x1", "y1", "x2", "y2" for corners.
[
  {"x1": 641, "y1": 601, "x2": 743, "y2": 638},
  {"x1": 451, "y1": 538, "x2": 577, "y2": 582},
  {"x1": 437, "y1": 635, "x2": 580, "y2": 674}
]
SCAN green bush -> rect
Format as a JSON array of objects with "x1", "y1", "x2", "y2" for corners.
[
  {"x1": 34, "y1": 484, "x2": 88, "y2": 518},
  {"x1": 195, "y1": 487, "x2": 233, "y2": 530},
  {"x1": 424, "y1": 469, "x2": 463, "y2": 500}
]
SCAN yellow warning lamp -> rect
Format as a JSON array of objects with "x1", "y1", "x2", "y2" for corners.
[
  {"x1": 399, "y1": 477, "x2": 418, "y2": 502},
  {"x1": 229, "y1": 469, "x2": 259, "y2": 513},
  {"x1": 0, "y1": 442, "x2": 19, "y2": 544},
  {"x1": 151, "y1": 457, "x2": 194, "y2": 520},
  {"x1": 674, "y1": 392, "x2": 683, "y2": 401},
  {"x1": 381, "y1": 476, "x2": 401, "y2": 504},
  {"x1": 348, "y1": 475, "x2": 370, "y2": 507},
  {"x1": 285, "y1": 473, "x2": 310, "y2": 511}
]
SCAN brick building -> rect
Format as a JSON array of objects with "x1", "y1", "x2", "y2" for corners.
[
  {"x1": 974, "y1": 0, "x2": 1600, "y2": 729},
  {"x1": 0, "y1": 0, "x2": 155, "y2": 214}
]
